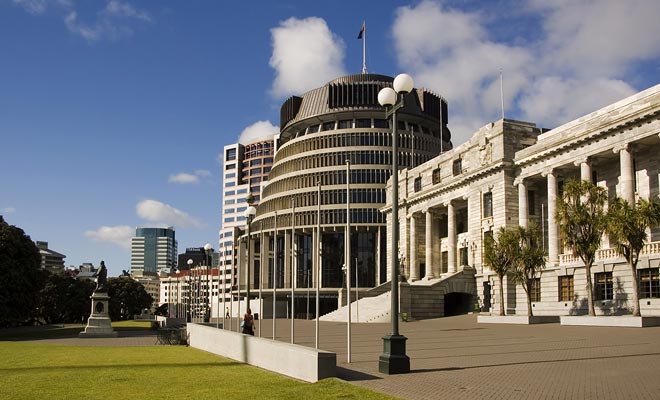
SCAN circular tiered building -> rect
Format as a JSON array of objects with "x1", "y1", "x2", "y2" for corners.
[{"x1": 243, "y1": 73, "x2": 451, "y2": 316}]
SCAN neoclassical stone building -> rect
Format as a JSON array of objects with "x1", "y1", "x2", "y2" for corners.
[{"x1": 386, "y1": 83, "x2": 660, "y2": 318}]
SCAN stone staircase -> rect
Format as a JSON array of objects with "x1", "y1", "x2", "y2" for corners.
[{"x1": 320, "y1": 291, "x2": 391, "y2": 323}]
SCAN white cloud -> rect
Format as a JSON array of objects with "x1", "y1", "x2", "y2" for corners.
[
  {"x1": 62, "y1": 1, "x2": 151, "y2": 42},
  {"x1": 168, "y1": 173, "x2": 199, "y2": 184},
  {"x1": 136, "y1": 199, "x2": 202, "y2": 228},
  {"x1": 269, "y1": 17, "x2": 346, "y2": 98},
  {"x1": 238, "y1": 120, "x2": 279, "y2": 144},
  {"x1": 168, "y1": 170, "x2": 213, "y2": 184},
  {"x1": 84, "y1": 225, "x2": 133, "y2": 249},
  {"x1": 1, "y1": 207, "x2": 16, "y2": 214},
  {"x1": 103, "y1": 0, "x2": 151, "y2": 22},
  {"x1": 12, "y1": 0, "x2": 47, "y2": 14},
  {"x1": 390, "y1": 0, "x2": 660, "y2": 145}
]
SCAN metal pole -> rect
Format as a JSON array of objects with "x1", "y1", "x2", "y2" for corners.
[
  {"x1": 237, "y1": 242, "x2": 241, "y2": 332},
  {"x1": 391, "y1": 100, "x2": 400, "y2": 336},
  {"x1": 273, "y1": 211, "x2": 278, "y2": 340},
  {"x1": 316, "y1": 181, "x2": 321, "y2": 349},
  {"x1": 356, "y1": 258, "x2": 359, "y2": 323},
  {"x1": 291, "y1": 199, "x2": 296, "y2": 344},
  {"x1": 259, "y1": 232, "x2": 264, "y2": 337},
  {"x1": 247, "y1": 219, "x2": 252, "y2": 322},
  {"x1": 222, "y1": 260, "x2": 226, "y2": 329},
  {"x1": 346, "y1": 159, "x2": 352, "y2": 363}
]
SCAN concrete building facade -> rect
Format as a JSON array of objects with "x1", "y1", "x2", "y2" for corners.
[{"x1": 240, "y1": 73, "x2": 451, "y2": 316}]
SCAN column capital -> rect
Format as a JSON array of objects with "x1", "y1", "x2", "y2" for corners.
[
  {"x1": 613, "y1": 142, "x2": 630, "y2": 154},
  {"x1": 541, "y1": 168, "x2": 555, "y2": 178},
  {"x1": 573, "y1": 157, "x2": 590, "y2": 167},
  {"x1": 443, "y1": 200, "x2": 454, "y2": 208},
  {"x1": 513, "y1": 177, "x2": 525, "y2": 186}
]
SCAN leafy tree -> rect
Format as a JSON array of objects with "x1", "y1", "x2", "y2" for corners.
[
  {"x1": 605, "y1": 197, "x2": 660, "y2": 316},
  {"x1": 556, "y1": 179, "x2": 608, "y2": 316},
  {"x1": 0, "y1": 216, "x2": 44, "y2": 327},
  {"x1": 37, "y1": 271, "x2": 95, "y2": 324},
  {"x1": 154, "y1": 303, "x2": 168, "y2": 317},
  {"x1": 108, "y1": 276, "x2": 153, "y2": 320},
  {"x1": 483, "y1": 227, "x2": 519, "y2": 316},
  {"x1": 509, "y1": 224, "x2": 546, "y2": 317}
]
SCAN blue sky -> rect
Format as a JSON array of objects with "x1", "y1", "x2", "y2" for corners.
[{"x1": 1, "y1": 0, "x2": 659, "y2": 277}]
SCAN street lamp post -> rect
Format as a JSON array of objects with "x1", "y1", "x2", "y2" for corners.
[
  {"x1": 187, "y1": 258, "x2": 193, "y2": 322},
  {"x1": 245, "y1": 194, "x2": 257, "y2": 326},
  {"x1": 204, "y1": 242, "x2": 213, "y2": 325},
  {"x1": 377, "y1": 73, "x2": 413, "y2": 374}
]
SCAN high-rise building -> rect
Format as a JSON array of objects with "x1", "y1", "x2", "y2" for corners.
[
  {"x1": 35, "y1": 241, "x2": 65, "y2": 271},
  {"x1": 240, "y1": 73, "x2": 450, "y2": 315},
  {"x1": 218, "y1": 139, "x2": 274, "y2": 302},
  {"x1": 130, "y1": 227, "x2": 177, "y2": 275}
]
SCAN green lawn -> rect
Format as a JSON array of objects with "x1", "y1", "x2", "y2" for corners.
[
  {"x1": 0, "y1": 320, "x2": 153, "y2": 340},
  {"x1": 0, "y1": 341, "x2": 398, "y2": 400}
]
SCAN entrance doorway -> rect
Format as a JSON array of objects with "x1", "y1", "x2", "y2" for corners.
[{"x1": 444, "y1": 292, "x2": 473, "y2": 316}]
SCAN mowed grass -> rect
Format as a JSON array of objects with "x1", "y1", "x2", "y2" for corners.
[
  {"x1": 0, "y1": 341, "x2": 399, "y2": 400},
  {"x1": 0, "y1": 320, "x2": 152, "y2": 340}
]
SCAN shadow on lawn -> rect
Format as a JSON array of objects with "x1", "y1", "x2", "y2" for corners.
[{"x1": 0, "y1": 325, "x2": 154, "y2": 341}]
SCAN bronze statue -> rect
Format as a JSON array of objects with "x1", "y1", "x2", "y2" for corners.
[{"x1": 95, "y1": 261, "x2": 108, "y2": 292}]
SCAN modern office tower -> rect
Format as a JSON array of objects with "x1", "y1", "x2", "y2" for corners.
[
  {"x1": 35, "y1": 241, "x2": 66, "y2": 271},
  {"x1": 241, "y1": 73, "x2": 450, "y2": 316},
  {"x1": 218, "y1": 139, "x2": 275, "y2": 302},
  {"x1": 130, "y1": 226, "x2": 177, "y2": 275},
  {"x1": 177, "y1": 247, "x2": 215, "y2": 270}
]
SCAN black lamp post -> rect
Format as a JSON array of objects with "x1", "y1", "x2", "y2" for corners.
[
  {"x1": 377, "y1": 73, "x2": 413, "y2": 374},
  {"x1": 244, "y1": 193, "x2": 257, "y2": 309}
]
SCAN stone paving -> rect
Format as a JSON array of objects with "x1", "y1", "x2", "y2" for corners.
[{"x1": 21, "y1": 315, "x2": 660, "y2": 399}]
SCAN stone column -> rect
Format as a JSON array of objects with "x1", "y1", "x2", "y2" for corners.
[
  {"x1": 517, "y1": 180, "x2": 528, "y2": 228},
  {"x1": 284, "y1": 230, "x2": 291, "y2": 289},
  {"x1": 409, "y1": 214, "x2": 419, "y2": 281},
  {"x1": 425, "y1": 209, "x2": 435, "y2": 279},
  {"x1": 577, "y1": 158, "x2": 592, "y2": 182},
  {"x1": 617, "y1": 144, "x2": 635, "y2": 204},
  {"x1": 545, "y1": 170, "x2": 559, "y2": 264},
  {"x1": 446, "y1": 201, "x2": 456, "y2": 273}
]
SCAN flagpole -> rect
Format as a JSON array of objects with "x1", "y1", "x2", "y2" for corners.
[{"x1": 362, "y1": 21, "x2": 366, "y2": 74}]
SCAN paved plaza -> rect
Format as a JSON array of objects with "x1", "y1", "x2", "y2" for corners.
[{"x1": 28, "y1": 315, "x2": 660, "y2": 399}]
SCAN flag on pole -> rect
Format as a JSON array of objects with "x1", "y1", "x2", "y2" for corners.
[{"x1": 357, "y1": 22, "x2": 365, "y2": 39}]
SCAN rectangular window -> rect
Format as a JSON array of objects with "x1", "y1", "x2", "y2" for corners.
[
  {"x1": 225, "y1": 163, "x2": 236, "y2": 170},
  {"x1": 250, "y1": 159, "x2": 262, "y2": 166},
  {"x1": 226, "y1": 181, "x2": 236, "y2": 187},
  {"x1": 237, "y1": 188, "x2": 248, "y2": 194},
  {"x1": 224, "y1": 199, "x2": 235, "y2": 205},
  {"x1": 321, "y1": 121, "x2": 335, "y2": 131},
  {"x1": 452, "y1": 158, "x2": 462, "y2": 176},
  {"x1": 432, "y1": 168, "x2": 442, "y2": 184},
  {"x1": 530, "y1": 278, "x2": 541, "y2": 302},
  {"x1": 638, "y1": 268, "x2": 660, "y2": 298},
  {"x1": 355, "y1": 118, "x2": 371, "y2": 128},
  {"x1": 483, "y1": 192, "x2": 493, "y2": 218},
  {"x1": 460, "y1": 247, "x2": 468, "y2": 266},
  {"x1": 308, "y1": 125, "x2": 319, "y2": 134},
  {"x1": 338, "y1": 120, "x2": 352, "y2": 129},
  {"x1": 414, "y1": 177, "x2": 422, "y2": 192},
  {"x1": 558, "y1": 275, "x2": 574, "y2": 301},
  {"x1": 224, "y1": 217, "x2": 234, "y2": 223},
  {"x1": 373, "y1": 119, "x2": 388, "y2": 129},
  {"x1": 224, "y1": 190, "x2": 235, "y2": 196},
  {"x1": 225, "y1": 172, "x2": 236, "y2": 179},
  {"x1": 594, "y1": 272, "x2": 613, "y2": 300},
  {"x1": 528, "y1": 190, "x2": 536, "y2": 215},
  {"x1": 226, "y1": 148, "x2": 237, "y2": 161}
]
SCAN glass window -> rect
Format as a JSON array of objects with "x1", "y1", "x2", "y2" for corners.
[
  {"x1": 237, "y1": 207, "x2": 247, "y2": 212},
  {"x1": 226, "y1": 148, "x2": 237, "y2": 161},
  {"x1": 264, "y1": 158, "x2": 273, "y2": 164},
  {"x1": 224, "y1": 190, "x2": 235, "y2": 196},
  {"x1": 250, "y1": 159, "x2": 262, "y2": 166},
  {"x1": 321, "y1": 121, "x2": 335, "y2": 131},
  {"x1": 594, "y1": 272, "x2": 613, "y2": 300},
  {"x1": 414, "y1": 177, "x2": 421, "y2": 192},
  {"x1": 308, "y1": 125, "x2": 319, "y2": 134},
  {"x1": 432, "y1": 168, "x2": 442, "y2": 184},
  {"x1": 225, "y1": 163, "x2": 235, "y2": 170},
  {"x1": 355, "y1": 119, "x2": 371, "y2": 128},
  {"x1": 530, "y1": 278, "x2": 541, "y2": 302},
  {"x1": 453, "y1": 158, "x2": 462, "y2": 176},
  {"x1": 483, "y1": 192, "x2": 493, "y2": 218},
  {"x1": 237, "y1": 188, "x2": 248, "y2": 194},
  {"x1": 224, "y1": 199, "x2": 235, "y2": 205},
  {"x1": 225, "y1": 172, "x2": 236, "y2": 179},
  {"x1": 558, "y1": 275, "x2": 574, "y2": 301},
  {"x1": 226, "y1": 181, "x2": 236, "y2": 187},
  {"x1": 263, "y1": 166, "x2": 271, "y2": 173},
  {"x1": 373, "y1": 119, "x2": 388, "y2": 129},
  {"x1": 639, "y1": 268, "x2": 660, "y2": 298},
  {"x1": 338, "y1": 120, "x2": 352, "y2": 129},
  {"x1": 528, "y1": 190, "x2": 536, "y2": 216},
  {"x1": 224, "y1": 217, "x2": 234, "y2": 223}
]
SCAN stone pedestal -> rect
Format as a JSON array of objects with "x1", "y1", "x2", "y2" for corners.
[
  {"x1": 79, "y1": 292, "x2": 117, "y2": 338},
  {"x1": 378, "y1": 334, "x2": 410, "y2": 374}
]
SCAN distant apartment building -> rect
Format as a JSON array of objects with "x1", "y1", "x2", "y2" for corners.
[
  {"x1": 130, "y1": 227, "x2": 177, "y2": 275},
  {"x1": 218, "y1": 139, "x2": 274, "y2": 302},
  {"x1": 35, "y1": 241, "x2": 65, "y2": 271}
]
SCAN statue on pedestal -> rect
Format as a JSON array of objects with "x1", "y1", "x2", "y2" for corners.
[{"x1": 95, "y1": 261, "x2": 108, "y2": 293}]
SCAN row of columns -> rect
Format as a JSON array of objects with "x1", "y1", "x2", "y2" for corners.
[
  {"x1": 517, "y1": 144, "x2": 635, "y2": 264},
  {"x1": 407, "y1": 202, "x2": 457, "y2": 282}
]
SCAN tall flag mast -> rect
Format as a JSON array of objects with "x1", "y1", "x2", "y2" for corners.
[{"x1": 358, "y1": 21, "x2": 366, "y2": 74}]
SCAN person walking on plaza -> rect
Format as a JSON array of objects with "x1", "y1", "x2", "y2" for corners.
[
  {"x1": 225, "y1": 307, "x2": 230, "y2": 319},
  {"x1": 242, "y1": 308, "x2": 254, "y2": 335}
]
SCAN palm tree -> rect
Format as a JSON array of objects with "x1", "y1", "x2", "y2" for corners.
[
  {"x1": 483, "y1": 227, "x2": 519, "y2": 316},
  {"x1": 509, "y1": 224, "x2": 546, "y2": 317},
  {"x1": 555, "y1": 179, "x2": 608, "y2": 316},
  {"x1": 605, "y1": 197, "x2": 660, "y2": 316}
]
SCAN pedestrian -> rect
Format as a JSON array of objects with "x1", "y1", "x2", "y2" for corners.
[
  {"x1": 242, "y1": 308, "x2": 254, "y2": 335},
  {"x1": 225, "y1": 307, "x2": 230, "y2": 319}
]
